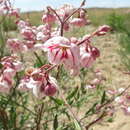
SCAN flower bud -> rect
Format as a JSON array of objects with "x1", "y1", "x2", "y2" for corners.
[{"x1": 44, "y1": 83, "x2": 57, "y2": 96}]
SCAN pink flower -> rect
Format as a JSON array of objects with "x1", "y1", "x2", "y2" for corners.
[
  {"x1": 18, "y1": 67, "x2": 58, "y2": 98},
  {"x1": 90, "y1": 78, "x2": 101, "y2": 85},
  {"x1": 16, "y1": 20, "x2": 30, "y2": 29},
  {"x1": 56, "y1": 4, "x2": 74, "y2": 18},
  {"x1": 80, "y1": 47, "x2": 94, "y2": 68},
  {"x1": 3, "y1": 67, "x2": 16, "y2": 80},
  {"x1": 37, "y1": 24, "x2": 51, "y2": 34},
  {"x1": 107, "y1": 89, "x2": 117, "y2": 95},
  {"x1": 80, "y1": 44, "x2": 100, "y2": 68},
  {"x1": 44, "y1": 36, "x2": 80, "y2": 75},
  {"x1": 0, "y1": 76, "x2": 12, "y2": 93},
  {"x1": 9, "y1": 8, "x2": 20, "y2": 18},
  {"x1": 44, "y1": 77, "x2": 57, "y2": 96},
  {"x1": 115, "y1": 97, "x2": 125, "y2": 105},
  {"x1": 21, "y1": 26, "x2": 36, "y2": 40},
  {"x1": 70, "y1": 18, "x2": 87, "y2": 27},
  {"x1": 0, "y1": 56, "x2": 23, "y2": 93},
  {"x1": 36, "y1": 32, "x2": 50, "y2": 42},
  {"x1": 36, "y1": 24, "x2": 51, "y2": 42},
  {"x1": 85, "y1": 85, "x2": 96, "y2": 89},
  {"x1": 7, "y1": 39, "x2": 27, "y2": 53},
  {"x1": 121, "y1": 105, "x2": 130, "y2": 116},
  {"x1": 42, "y1": 13, "x2": 56, "y2": 23}
]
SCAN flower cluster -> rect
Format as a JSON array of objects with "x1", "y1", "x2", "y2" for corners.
[
  {"x1": 0, "y1": 56, "x2": 23, "y2": 93},
  {"x1": 1, "y1": 2, "x2": 111, "y2": 98},
  {"x1": 0, "y1": 0, "x2": 20, "y2": 17},
  {"x1": 18, "y1": 66, "x2": 58, "y2": 98}
]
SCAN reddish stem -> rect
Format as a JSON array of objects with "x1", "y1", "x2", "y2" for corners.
[{"x1": 85, "y1": 111, "x2": 106, "y2": 130}]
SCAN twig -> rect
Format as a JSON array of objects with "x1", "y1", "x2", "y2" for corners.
[
  {"x1": 80, "y1": 85, "x2": 130, "y2": 129},
  {"x1": 85, "y1": 111, "x2": 106, "y2": 130},
  {"x1": 64, "y1": 0, "x2": 86, "y2": 23},
  {"x1": 36, "y1": 103, "x2": 44, "y2": 130}
]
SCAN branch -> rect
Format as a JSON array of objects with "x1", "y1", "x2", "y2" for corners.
[
  {"x1": 64, "y1": 0, "x2": 86, "y2": 23},
  {"x1": 47, "y1": 6, "x2": 62, "y2": 24},
  {"x1": 85, "y1": 111, "x2": 106, "y2": 130}
]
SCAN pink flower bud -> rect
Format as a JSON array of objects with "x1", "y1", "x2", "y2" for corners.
[
  {"x1": 44, "y1": 83, "x2": 57, "y2": 96},
  {"x1": 91, "y1": 47, "x2": 100, "y2": 59},
  {"x1": 95, "y1": 25, "x2": 111, "y2": 36}
]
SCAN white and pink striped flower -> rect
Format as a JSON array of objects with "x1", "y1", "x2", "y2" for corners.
[{"x1": 43, "y1": 36, "x2": 80, "y2": 75}]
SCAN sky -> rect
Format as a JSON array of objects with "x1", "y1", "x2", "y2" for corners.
[{"x1": 11, "y1": 0, "x2": 130, "y2": 12}]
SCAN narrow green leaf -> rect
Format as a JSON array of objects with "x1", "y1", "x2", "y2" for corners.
[
  {"x1": 50, "y1": 97, "x2": 64, "y2": 106},
  {"x1": 0, "y1": 63, "x2": 3, "y2": 69},
  {"x1": 67, "y1": 87, "x2": 78, "y2": 100},
  {"x1": 74, "y1": 119, "x2": 82, "y2": 130},
  {"x1": 53, "y1": 114, "x2": 58, "y2": 130},
  {"x1": 101, "y1": 91, "x2": 106, "y2": 104},
  {"x1": 85, "y1": 102, "x2": 98, "y2": 116}
]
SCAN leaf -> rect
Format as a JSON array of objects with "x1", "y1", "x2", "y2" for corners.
[
  {"x1": 74, "y1": 119, "x2": 82, "y2": 130},
  {"x1": 85, "y1": 102, "x2": 98, "y2": 116},
  {"x1": 50, "y1": 97, "x2": 64, "y2": 106},
  {"x1": 53, "y1": 114, "x2": 58, "y2": 130},
  {"x1": 67, "y1": 87, "x2": 78, "y2": 100},
  {"x1": 0, "y1": 63, "x2": 3, "y2": 69},
  {"x1": 101, "y1": 91, "x2": 106, "y2": 104}
]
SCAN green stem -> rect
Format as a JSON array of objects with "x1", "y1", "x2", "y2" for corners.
[{"x1": 34, "y1": 52, "x2": 43, "y2": 65}]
